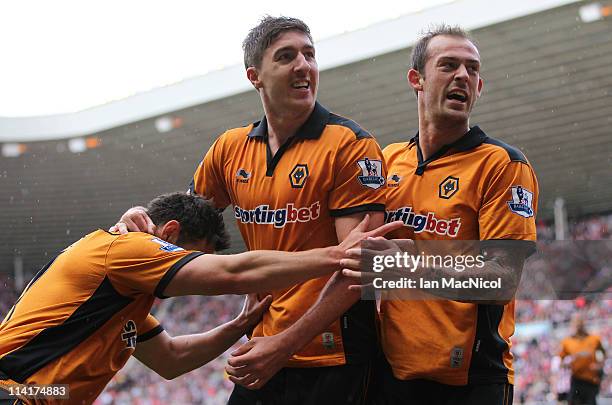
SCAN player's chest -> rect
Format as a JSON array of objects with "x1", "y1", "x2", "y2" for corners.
[
  {"x1": 385, "y1": 157, "x2": 481, "y2": 239},
  {"x1": 224, "y1": 141, "x2": 334, "y2": 207}
]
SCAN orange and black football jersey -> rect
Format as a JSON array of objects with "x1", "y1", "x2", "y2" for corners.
[
  {"x1": 560, "y1": 334, "x2": 603, "y2": 385},
  {"x1": 190, "y1": 102, "x2": 386, "y2": 367},
  {"x1": 0, "y1": 230, "x2": 203, "y2": 404},
  {"x1": 381, "y1": 126, "x2": 538, "y2": 386}
]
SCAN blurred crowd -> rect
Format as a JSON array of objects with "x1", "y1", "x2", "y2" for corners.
[
  {"x1": 0, "y1": 213, "x2": 609, "y2": 404},
  {"x1": 513, "y1": 299, "x2": 611, "y2": 404}
]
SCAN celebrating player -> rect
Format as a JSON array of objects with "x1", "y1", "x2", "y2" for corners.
[
  {"x1": 0, "y1": 192, "x2": 399, "y2": 404},
  {"x1": 340, "y1": 25, "x2": 539, "y2": 404},
  {"x1": 377, "y1": 24, "x2": 539, "y2": 405},
  {"x1": 114, "y1": 16, "x2": 388, "y2": 405}
]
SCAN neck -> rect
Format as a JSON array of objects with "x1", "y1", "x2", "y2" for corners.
[
  {"x1": 418, "y1": 110, "x2": 469, "y2": 161},
  {"x1": 575, "y1": 330, "x2": 587, "y2": 338},
  {"x1": 263, "y1": 102, "x2": 314, "y2": 154}
]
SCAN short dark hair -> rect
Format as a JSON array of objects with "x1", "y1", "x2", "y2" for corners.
[
  {"x1": 147, "y1": 192, "x2": 230, "y2": 251},
  {"x1": 411, "y1": 24, "x2": 476, "y2": 76},
  {"x1": 243, "y1": 15, "x2": 312, "y2": 69}
]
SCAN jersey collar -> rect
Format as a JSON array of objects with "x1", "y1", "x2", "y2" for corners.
[
  {"x1": 247, "y1": 101, "x2": 330, "y2": 140},
  {"x1": 409, "y1": 126, "x2": 488, "y2": 175}
]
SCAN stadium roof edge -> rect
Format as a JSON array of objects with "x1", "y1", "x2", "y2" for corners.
[{"x1": 0, "y1": 0, "x2": 580, "y2": 142}]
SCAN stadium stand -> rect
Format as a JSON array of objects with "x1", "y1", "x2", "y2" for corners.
[{"x1": 1, "y1": 1, "x2": 610, "y2": 404}]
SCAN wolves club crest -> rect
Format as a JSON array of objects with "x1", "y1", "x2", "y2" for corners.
[{"x1": 290, "y1": 164, "x2": 309, "y2": 188}]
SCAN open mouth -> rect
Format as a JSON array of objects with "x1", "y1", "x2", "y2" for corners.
[
  {"x1": 447, "y1": 91, "x2": 467, "y2": 103},
  {"x1": 292, "y1": 81, "x2": 310, "y2": 90}
]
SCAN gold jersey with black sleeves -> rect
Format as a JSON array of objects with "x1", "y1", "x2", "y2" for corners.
[
  {"x1": 190, "y1": 102, "x2": 386, "y2": 367},
  {"x1": 0, "y1": 230, "x2": 202, "y2": 404},
  {"x1": 382, "y1": 126, "x2": 538, "y2": 386}
]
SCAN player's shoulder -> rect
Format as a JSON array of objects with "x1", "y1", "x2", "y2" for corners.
[
  {"x1": 326, "y1": 112, "x2": 373, "y2": 141},
  {"x1": 478, "y1": 133, "x2": 530, "y2": 166},
  {"x1": 383, "y1": 141, "x2": 411, "y2": 160},
  {"x1": 216, "y1": 123, "x2": 255, "y2": 144},
  {"x1": 108, "y1": 232, "x2": 188, "y2": 259}
]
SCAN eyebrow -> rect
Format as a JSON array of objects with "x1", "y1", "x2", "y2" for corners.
[
  {"x1": 438, "y1": 56, "x2": 480, "y2": 65},
  {"x1": 273, "y1": 44, "x2": 315, "y2": 57}
]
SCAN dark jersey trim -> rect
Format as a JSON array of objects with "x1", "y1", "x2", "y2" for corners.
[
  {"x1": 137, "y1": 325, "x2": 164, "y2": 343},
  {"x1": 467, "y1": 304, "x2": 510, "y2": 385},
  {"x1": 481, "y1": 239, "x2": 537, "y2": 258},
  {"x1": 413, "y1": 126, "x2": 488, "y2": 175},
  {"x1": 3, "y1": 256, "x2": 59, "y2": 324},
  {"x1": 483, "y1": 138, "x2": 528, "y2": 164},
  {"x1": 329, "y1": 203, "x2": 385, "y2": 218},
  {"x1": 0, "y1": 277, "x2": 132, "y2": 383},
  {"x1": 154, "y1": 252, "x2": 205, "y2": 299},
  {"x1": 328, "y1": 113, "x2": 372, "y2": 139},
  {"x1": 265, "y1": 136, "x2": 297, "y2": 177}
]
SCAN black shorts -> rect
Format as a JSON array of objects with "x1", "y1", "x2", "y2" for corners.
[
  {"x1": 568, "y1": 377, "x2": 599, "y2": 405},
  {"x1": 370, "y1": 362, "x2": 513, "y2": 405},
  {"x1": 227, "y1": 363, "x2": 372, "y2": 405}
]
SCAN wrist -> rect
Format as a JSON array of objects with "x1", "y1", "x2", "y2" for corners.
[
  {"x1": 228, "y1": 316, "x2": 251, "y2": 334},
  {"x1": 277, "y1": 329, "x2": 303, "y2": 357},
  {"x1": 328, "y1": 245, "x2": 344, "y2": 267}
]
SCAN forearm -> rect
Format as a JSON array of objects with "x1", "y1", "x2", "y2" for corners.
[
  {"x1": 164, "y1": 319, "x2": 249, "y2": 379},
  {"x1": 277, "y1": 271, "x2": 361, "y2": 355},
  {"x1": 166, "y1": 247, "x2": 343, "y2": 296},
  {"x1": 228, "y1": 247, "x2": 342, "y2": 293}
]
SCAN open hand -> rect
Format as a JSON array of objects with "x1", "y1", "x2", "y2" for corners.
[{"x1": 109, "y1": 206, "x2": 155, "y2": 234}]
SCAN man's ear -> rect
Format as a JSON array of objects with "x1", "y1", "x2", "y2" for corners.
[
  {"x1": 158, "y1": 220, "x2": 181, "y2": 245},
  {"x1": 246, "y1": 66, "x2": 262, "y2": 90},
  {"x1": 407, "y1": 69, "x2": 424, "y2": 92},
  {"x1": 476, "y1": 77, "x2": 484, "y2": 97}
]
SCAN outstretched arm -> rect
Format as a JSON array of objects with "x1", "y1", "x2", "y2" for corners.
[
  {"x1": 134, "y1": 294, "x2": 271, "y2": 380},
  {"x1": 163, "y1": 215, "x2": 401, "y2": 297}
]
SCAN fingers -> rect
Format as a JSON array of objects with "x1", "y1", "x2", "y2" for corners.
[
  {"x1": 356, "y1": 214, "x2": 370, "y2": 232},
  {"x1": 367, "y1": 220, "x2": 404, "y2": 238},
  {"x1": 228, "y1": 374, "x2": 260, "y2": 389},
  {"x1": 226, "y1": 362, "x2": 262, "y2": 388},
  {"x1": 342, "y1": 269, "x2": 363, "y2": 279},
  {"x1": 252, "y1": 295, "x2": 273, "y2": 314},
  {"x1": 342, "y1": 269, "x2": 378, "y2": 282},
  {"x1": 339, "y1": 258, "x2": 361, "y2": 270},
  {"x1": 393, "y1": 239, "x2": 416, "y2": 253},
  {"x1": 362, "y1": 237, "x2": 396, "y2": 251},
  {"x1": 118, "y1": 207, "x2": 155, "y2": 233},
  {"x1": 229, "y1": 341, "x2": 254, "y2": 360},
  {"x1": 130, "y1": 215, "x2": 152, "y2": 234},
  {"x1": 344, "y1": 247, "x2": 361, "y2": 257},
  {"x1": 109, "y1": 222, "x2": 129, "y2": 235},
  {"x1": 348, "y1": 283, "x2": 374, "y2": 292},
  {"x1": 144, "y1": 215, "x2": 156, "y2": 234}
]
